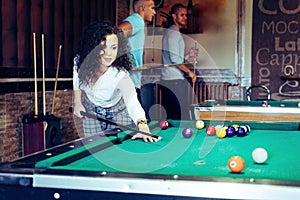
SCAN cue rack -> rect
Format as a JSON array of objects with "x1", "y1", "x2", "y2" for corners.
[{"x1": 22, "y1": 33, "x2": 62, "y2": 156}]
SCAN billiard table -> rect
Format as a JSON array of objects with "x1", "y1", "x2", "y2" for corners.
[
  {"x1": 1, "y1": 120, "x2": 300, "y2": 199},
  {"x1": 192, "y1": 100, "x2": 300, "y2": 122}
]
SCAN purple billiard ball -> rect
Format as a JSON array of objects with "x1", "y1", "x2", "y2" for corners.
[
  {"x1": 236, "y1": 127, "x2": 247, "y2": 137},
  {"x1": 182, "y1": 128, "x2": 193, "y2": 138},
  {"x1": 226, "y1": 126, "x2": 235, "y2": 137}
]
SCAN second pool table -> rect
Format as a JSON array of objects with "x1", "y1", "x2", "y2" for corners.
[{"x1": 193, "y1": 100, "x2": 300, "y2": 122}]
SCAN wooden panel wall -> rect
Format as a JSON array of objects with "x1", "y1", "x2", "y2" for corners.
[{"x1": 0, "y1": 0, "x2": 116, "y2": 72}]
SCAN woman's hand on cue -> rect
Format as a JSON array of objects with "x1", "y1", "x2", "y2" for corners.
[{"x1": 132, "y1": 124, "x2": 158, "y2": 142}]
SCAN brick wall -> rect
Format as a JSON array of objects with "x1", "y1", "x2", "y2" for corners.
[{"x1": 0, "y1": 90, "x2": 82, "y2": 162}]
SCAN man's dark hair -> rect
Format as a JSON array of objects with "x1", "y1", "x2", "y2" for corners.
[
  {"x1": 163, "y1": 3, "x2": 186, "y2": 28},
  {"x1": 170, "y1": 3, "x2": 186, "y2": 15}
]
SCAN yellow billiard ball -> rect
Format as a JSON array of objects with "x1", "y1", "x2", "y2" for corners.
[
  {"x1": 216, "y1": 127, "x2": 226, "y2": 138},
  {"x1": 232, "y1": 124, "x2": 239, "y2": 131},
  {"x1": 195, "y1": 120, "x2": 205, "y2": 129}
]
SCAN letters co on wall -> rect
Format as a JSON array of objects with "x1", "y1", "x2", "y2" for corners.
[{"x1": 252, "y1": 0, "x2": 300, "y2": 100}]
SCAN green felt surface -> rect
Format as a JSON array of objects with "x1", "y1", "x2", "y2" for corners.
[{"x1": 36, "y1": 120, "x2": 300, "y2": 182}]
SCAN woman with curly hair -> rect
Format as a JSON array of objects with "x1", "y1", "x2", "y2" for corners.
[{"x1": 73, "y1": 20, "x2": 157, "y2": 142}]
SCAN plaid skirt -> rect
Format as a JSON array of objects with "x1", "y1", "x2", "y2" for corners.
[{"x1": 83, "y1": 94, "x2": 134, "y2": 137}]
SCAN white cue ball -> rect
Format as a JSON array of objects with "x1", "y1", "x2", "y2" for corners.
[
  {"x1": 53, "y1": 192, "x2": 60, "y2": 199},
  {"x1": 252, "y1": 148, "x2": 268, "y2": 164}
]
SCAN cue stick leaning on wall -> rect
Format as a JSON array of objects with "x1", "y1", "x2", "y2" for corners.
[
  {"x1": 42, "y1": 34, "x2": 46, "y2": 116},
  {"x1": 22, "y1": 33, "x2": 45, "y2": 156},
  {"x1": 33, "y1": 33, "x2": 38, "y2": 115},
  {"x1": 51, "y1": 45, "x2": 62, "y2": 114},
  {"x1": 41, "y1": 34, "x2": 48, "y2": 142}
]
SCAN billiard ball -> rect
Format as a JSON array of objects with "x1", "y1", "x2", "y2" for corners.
[
  {"x1": 159, "y1": 120, "x2": 169, "y2": 130},
  {"x1": 228, "y1": 156, "x2": 245, "y2": 173},
  {"x1": 298, "y1": 102, "x2": 300, "y2": 108},
  {"x1": 244, "y1": 125, "x2": 251, "y2": 133},
  {"x1": 236, "y1": 126, "x2": 247, "y2": 137},
  {"x1": 252, "y1": 148, "x2": 268, "y2": 164},
  {"x1": 240, "y1": 125, "x2": 249, "y2": 134},
  {"x1": 262, "y1": 101, "x2": 268, "y2": 107},
  {"x1": 54, "y1": 193, "x2": 60, "y2": 199},
  {"x1": 182, "y1": 128, "x2": 193, "y2": 138},
  {"x1": 206, "y1": 126, "x2": 216, "y2": 136},
  {"x1": 216, "y1": 127, "x2": 226, "y2": 138},
  {"x1": 232, "y1": 124, "x2": 239, "y2": 131},
  {"x1": 195, "y1": 120, "x2": 205, "y2": 129},
  {"x1": 245, "y1": 125, "x2": 251, "y2": 133},
  {"x1": 226, "y1": 126, "x2": 235, "y2": 137}
]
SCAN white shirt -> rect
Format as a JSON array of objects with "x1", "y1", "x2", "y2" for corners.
[
  {"x1": 161, "y1": 25, "x2": 185, "y2": 80},
  {"x1": 73, "y1": 66, "x2": 145, "y2": 123}
]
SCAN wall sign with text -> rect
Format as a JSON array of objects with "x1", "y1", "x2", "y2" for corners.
[{"x1": 252, "y1": 0, "x2": 300, "y2": 100}]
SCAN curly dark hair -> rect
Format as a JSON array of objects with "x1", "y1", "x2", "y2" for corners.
[{"x1": 75, "y1": 20, "x2": 131, "y2": 87}]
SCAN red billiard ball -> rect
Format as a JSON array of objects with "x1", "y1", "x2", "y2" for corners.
[
  {"x1": 206, "y1": 126, "x2": 216, "y2": 136},
  {"x1": 182, "y1": 128, "x2": 193, "y2": 138},
  {"x1": 228, "y1": 156, "x2": 245, "y2": 173},
  {"x1": 226, "y1": 126, "x2": 235, "y2": 137},
  {"x1": 159, "y1": 120, "x2": 169, "y2": 130}
]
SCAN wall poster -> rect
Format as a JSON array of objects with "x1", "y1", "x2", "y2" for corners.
[{"x1": 252, "y1": 0, "x2": 300, "y2": 100}]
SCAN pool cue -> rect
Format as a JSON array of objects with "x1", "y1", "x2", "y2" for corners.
[
  {"x1": 22, "y1": 33, "x2": 45, "y2": 155},
  {"x1": 131, "y1": 62, "x2": 192, "y2": 71},
  {"x1": 80, "y1": 111, "x2": 161, "y2": 140},
  {"x1": 42, "y1": 34, "x2": 46, "y2": 115},
  {"x1": 41, "y1": 34, "x2": 48, "y2": 149},
  {"x1": 193, "y1": 42, "x2": 197, "y2": 74},
  {"x1": 51, "y1": 45, "x2": 62, "y2": 114},
  {"x1": 192, "y1": 42, "x2": 198, "y2": 105},
  {"x1": 192, "y1": 82, "x2": 195, "y2": 105},
  {"x1": 33, "y1": 33, "x2": 38, "y2": 115}
]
